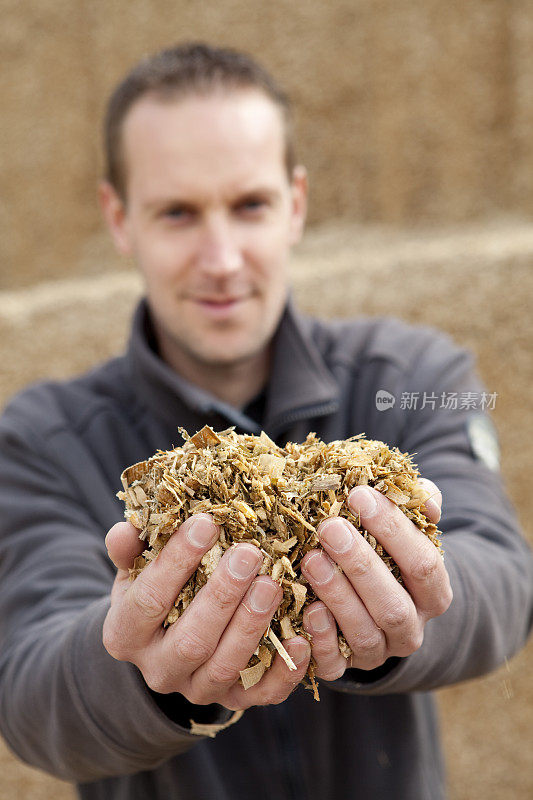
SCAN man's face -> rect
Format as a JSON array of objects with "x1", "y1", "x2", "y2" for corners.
[{"x1": 101, "y1": 90, "x2": 307, "y2": 372}]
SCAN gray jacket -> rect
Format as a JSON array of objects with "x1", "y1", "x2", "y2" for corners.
[{"x1": 0, "y1": 297, "x2": 531, "y2": 800}]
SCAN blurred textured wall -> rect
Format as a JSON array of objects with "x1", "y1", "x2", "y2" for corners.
[
  {"x1": 3, "y1": 0, "x2": 533, "y2": 288},
  {"x1": 1, "y1": 3, "x2": 533, "y2": 799}
]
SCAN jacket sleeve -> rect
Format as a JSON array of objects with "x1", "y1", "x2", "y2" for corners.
[
  {"x1": 0, "y1": 394, "x2": 239, "y2": 783},
  {"x1": 335, "y1": 328, "x2": 533, "y2": 696}
]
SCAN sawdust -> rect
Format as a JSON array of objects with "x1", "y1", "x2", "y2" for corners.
[{"x1": 118, "y1": 426, "x2": 442, "y2": 699}]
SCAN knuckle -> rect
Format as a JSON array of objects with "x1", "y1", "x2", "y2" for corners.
[
  {"x1": 224, "y1": 684, "x2": 252, "y2": 711},
  {"x1": 311, "y1": 590, "x2": 333, "y2": 618},
  {"x1": 356, "y1": 654, "x2": 384, "y2": 671},
  {"x1": 380, "y1": 598, "x2": 412, "y2": 630},
  {"x1": 309, "y1": 637, "x2": 333, "y2": 659},
  {"x1": 174, "y1": 630, "x2": 213, "y2": 668},
  {"x1": 378, "y1": 513, "x2": 400, "y2": 542},
  {"x1": 237, "y1": 611, "x2": 267, "y2": 639},
  {"x1": 262, "y1": 668, "x2": 303, "y2": 707},
  {"x1": 102, "y1": 617, "x2": 116, "y2": 648},
  {"x1": 161, "y1": 536, "x2": 199, "y2": 574},
  {"x1": 183, "y1": 686, "x2": 207, "y2": 706},
  {"x1": 208, "y1": 579, "x2": 240, "y2": 615},
  {"x1": 433, "y1": 584, "x2": 454, "y2": 616},
  {"x1": 131, "y1": 579, "x2": 167, "y2": 619},
  {"x1": 444, "y1": 583, "x2": 454, "y2": 609},
  {"x1": 102, "y1": 616, "x2": 129, "y2": 660},
  {"x1": 203, "y1": 657, "x2": 238, "y2": 689},
  {"x1": 273, "y1": 691, "x2": 292, "y2": 706},
  {"x1": 396, "y1": 628, "x2": 424, "y2": 657},
  {"x1": 168, "y1": 551, "x2": 196, "y2": 576},
  {"x1": 102, "y1": 629, "x2": 122, "y2": 660},
  {"x1": 411, "y1": 628, "x2": 424, "y2": 651},
  {"x1": 143, "y1": 668, "x2": 173, "y2": 695},
  {"x1": 348, "y1": 548, "x2": 374, "y2": 577},
  {"x1": 317, "y1": 664, "x2": 346, "y2": 682},
  {"x1": 353, "y1": 631, "x2": 383, "y2": 658},
  {"x1": 409, "y1": 549, "x2": 441, "y2": 583},
  {"x1": 224, "y1": 700, "x2": 246, "y2": 712},
  {"x1": 267, "y1": 686, "x2": 294, "y2": 706},
  {"x1": 323, "y1": 581, "x2": 350, "y2": 609}
]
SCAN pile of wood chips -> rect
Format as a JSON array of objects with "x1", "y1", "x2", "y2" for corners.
[{"x1": 118, "y1": 425, "x2": 442, "y2": 700}]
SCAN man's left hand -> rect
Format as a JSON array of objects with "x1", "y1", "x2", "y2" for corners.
[{"x1": 300, "y1": 479, "x2": 452, "y2": 681}]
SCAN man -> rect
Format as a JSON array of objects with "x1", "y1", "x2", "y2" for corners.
[{"x1": 0, "y1": 43, "x2": 531, "y2": 800}]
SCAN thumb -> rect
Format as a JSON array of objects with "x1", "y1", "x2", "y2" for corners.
[
  {"x1": 417, "y1": 478, "x2": 442, "y2": 523},
  {"x1": 105, "y1": 520, "x2": 145, "y2": 573}
]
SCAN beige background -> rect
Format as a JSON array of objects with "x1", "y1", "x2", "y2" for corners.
[
  {"x1": 3, "y1": 0, "x2": 533, "y2": 288},
  {"x1": 1, "y1": 1, "x2": 532, "y2": 798}
]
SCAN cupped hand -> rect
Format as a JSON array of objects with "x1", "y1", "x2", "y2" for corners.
[
  {"x1": 300, "y1": 478, "x2": 452, "y2": 681},
  {"x1": 103, "y1": 513, "x2": 310, "y2": 710}
]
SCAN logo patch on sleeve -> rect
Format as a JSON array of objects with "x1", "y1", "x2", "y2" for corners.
[{"x1": 466, "y1": 414, "x2": 500, "y2": 472}]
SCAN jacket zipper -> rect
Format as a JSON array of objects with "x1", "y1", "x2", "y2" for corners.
[
  {"x1": 267, "y1": 402, "x2": 337, "y2": 797},
  {"x1": 271, "y1": 701, "x2": 308, "y2": 800},
  {"x1": 269, "y1": 401, "x2": 339, "y2": 440}
]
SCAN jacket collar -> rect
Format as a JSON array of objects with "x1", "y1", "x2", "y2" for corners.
[{"x1": 126, "y1": 293, "x2": 339, "y2": 438}]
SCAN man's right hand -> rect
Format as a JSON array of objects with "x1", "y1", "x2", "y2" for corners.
[{"x1": 103, "y1": 513, "x2": 310, "y2": 711}]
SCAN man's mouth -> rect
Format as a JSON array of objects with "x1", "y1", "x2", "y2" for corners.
[{"x1": 191, "y1": 295, "x2": 249, "y2": 318}]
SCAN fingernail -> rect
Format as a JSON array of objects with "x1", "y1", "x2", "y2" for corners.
[
  {"x1": 424, "y1": 497, "x2": 441, "y2": 521},
  {"x1": 319, "y1": 518, "x2": 354, "y2": 554},
  {"x1": 292, "y1": 643, "x2": 309, "y2": 666},
  {"x1": 307, "y1": 606, "x2": 332, "y2": 634},
  {"x1": 186, "y1": 515, "x2": 219, "y2": 548},
  {"x1": 348, "y1": 486, "x2": 378, "y2": 517},
  {"x1": 303, "y1": 552, "x2": 335, "y2": 585},
  {"x1": 247, "y1": 578, "x2": 279, "y2": 612},
  {"x1": 228, "y1": 545, "x2": 261, "y2": 580}
]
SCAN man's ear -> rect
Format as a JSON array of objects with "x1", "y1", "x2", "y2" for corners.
[
  {"x1": 289, "y1": 165, "x2": 308, "y2": 246},
  {"x1": 98, "y1": 180, "x2": 133, "y2": 256}
]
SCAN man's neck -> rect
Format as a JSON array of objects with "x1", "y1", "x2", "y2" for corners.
[{"x1": 157, "y1": 335, "x2": 271, "y2": 410}]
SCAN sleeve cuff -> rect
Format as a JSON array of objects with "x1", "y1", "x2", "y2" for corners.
[
  {"x1": 63, "y1": 596, "x2": 243, "y2": 778},
  {"x1": 147, "y1": 688, "x2": 244, "y2": 737}
]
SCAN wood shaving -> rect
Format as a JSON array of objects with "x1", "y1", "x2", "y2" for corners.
[
  {"x1": 189, "y1": 709, "x2": 245, "y2": 738},
  {"x1": 239, "y1": 660, "x2": 266, "y2": 690},
  {"x1": 118, "y1": 426, "x2": 443, "y2": 700}
]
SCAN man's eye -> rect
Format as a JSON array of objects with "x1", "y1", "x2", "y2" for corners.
[
  {"x1": 238, "y1": 199, "x2": 266, "y2": 213},
  {"x1": 163, "y1": 207, "x2": 192, "y2": 220}
]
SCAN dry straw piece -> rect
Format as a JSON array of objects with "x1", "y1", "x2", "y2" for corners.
[{"x1": 118, "y1": 426, "x2": 442, "y2": 700}]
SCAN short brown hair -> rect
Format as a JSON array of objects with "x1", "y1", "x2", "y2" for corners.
[{"x1": 104, "y1": 42, "x2": 296, "y2": 200}]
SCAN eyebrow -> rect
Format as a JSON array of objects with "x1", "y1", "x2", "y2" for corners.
[{"x1": 143, "y1": 187, "x2": 282, "y2": 212}]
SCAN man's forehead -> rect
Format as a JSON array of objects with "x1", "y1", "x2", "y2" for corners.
[{"x1": 122, "y1": 90, "x2": 288, "y2": 198}]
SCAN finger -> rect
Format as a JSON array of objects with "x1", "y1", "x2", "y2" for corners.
[
  {"x1": 417, "y1": 478, "x2": 442, "y2": 523},
  {"x1": 105, "y1": 520, "x2": 145, "y2": 573},
  {"x1": 104, "y1": 513, "x2": 219, "y2": 657},
  {"x1": 347, "y1": 487, "x2": 453, "y2": 619},
  {"x1": 317, "y1": 517, "x2": 420, "y2": 656},
  {"x1": 300, "y1": 548, "x2": 387, "y2": 669},
  {"x1": 159, "y1": 543, "x2": 263, "y2": 687},
  {"x1": 188, "y1": 576, "x2": 282, "y2": 703},
  {"x1": 223, "y1": 636, "x2": 311, "y2": 710},
  {"x1": 106, "y1": 521, "x2": 146, "y2": 605},
  {"x1": 303, "y1": 601, "x2": 347, "y2": 681}
]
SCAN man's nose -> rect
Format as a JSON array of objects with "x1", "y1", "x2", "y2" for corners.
[{"x1": 196, "y1": 217, "x2": 244, "y2": 276}]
